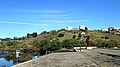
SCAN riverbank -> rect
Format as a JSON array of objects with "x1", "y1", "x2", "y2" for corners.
[{"x1": 12, "y1": 49, "x2": 120, "y2": 67}]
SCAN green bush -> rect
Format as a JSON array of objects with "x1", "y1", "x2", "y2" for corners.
[
  {"x1": 34, "y1": 39, "x2": 61, "y2": 51},
  {"x1": 73, "y1": 35, "x2": 76, "y2": 39},
  {"x1": 58, "y1": 33, "x2": 64, "y2": 37},
  {"x1": 62, "y1": 39, "x2": 81, "y2": 49}
]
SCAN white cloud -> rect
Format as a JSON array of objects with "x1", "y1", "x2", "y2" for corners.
[
  {"x1": 34, "y1": 19, "x2": 89, "y2": 23},
  {"x1": 15, "y1": 9, "x2": 63, "y2": 14},
  {"x1": 41, "y1": 14, "x2": 71, "y2": 17},
  {"x1": 43, "y1": 10, "x2": 63, "y2": 13},
  {"x1": 13, "y1": 9, "x2": 71, "y2": 18},
  {"x1": 0, "y1": 21, "x2": 47, "y2": 26},
  {"x1": 48, "y1": 19, "x2": 89, "y2": 23},
  {"x1": 0, "y1": 19, "x2": 89, "y2": 26}
]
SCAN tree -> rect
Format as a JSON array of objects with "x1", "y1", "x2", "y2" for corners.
[
  {"x1": 73, "y1": 35, "x2": 76, "y2": 39},
  {"x1": 72, "y1": 39, "x2": 80, "y2": 47},
  {"x1": 58, "y1": 33, "x2": 64, "y2": 37},
  {"x1": 20, "y1": 36, "x2": 26, "y2": 40},
  {"x1": 85, "y1": 27, "x2": 88, "y2": 30},
  {"x1": 78, "y1": 33, "x2": 82, "y2": 38},
  {"x1": 62, "y1": 39, "x2": 80, "y2": 49},
  {"x1": 62, "y1": 39, "x2": 73, "y2": 49},
  {"x1": 32, "y1": 32, "x2": 37, "y2": 37},
  {"x1": 90, "y1": 40, "x2": 97, "y2": 46},
  {"x1": 79, "y1": 40, "x2": 86, "y2": 47},
  {"x1": 34, "y1": 39, "x2": 61, "y2": 51},
  {"x1": 27, "y1": 33, "x2": 32, "y2": 38},
  {"x1": 41, "y1": 31, "x2": 46, "y2": 34},
  {"x1": 13, "y1": 37, "x2": 18, "y2": 40},
  {"x1": 47, "y1": 40, "x2": 61, "y2": 51},
  {"x1": 107, "y1": 40, "x2": 118, "y2": 48}
]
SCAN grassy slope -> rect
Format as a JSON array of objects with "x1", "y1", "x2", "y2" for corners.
[
  {"x1": 32, "y1": 30, "x2": 120, "y2": 43},
  {"x1": 89, "y1": 30, "x2": 120, "y2": 42},
  {"x1": 22, "y1": 29, "x2": 120, "y2": 48}
]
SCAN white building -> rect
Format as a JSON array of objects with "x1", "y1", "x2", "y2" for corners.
[
  {"x1": 115, "y1": 32, "x2": 120, "y2": 35},
  {"x1": 79, "y1": 25, "x2": 85, "y2": 30},
  {"x1": 81, "y1": 32, "x2": 85, "y2": 35},
  {"x1": 101, "y1": 28, "x2": 108, "y2": 32},
  {"x1": 65, "y1": 26, "x2": 73, "y2": 31}
]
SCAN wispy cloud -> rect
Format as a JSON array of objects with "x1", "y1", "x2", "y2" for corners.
[
  {"x1": 0, "y1": 21, "x2": 47, "y2": 26},
  {"x1": 1, "y1": 9, "x2": 90, "y2": 24},
  {"x1": 0, "y1": 19, "x2": 89, "y2": 26},
  {"x1": 29, "y1": 19, "x2": 89, "y2": 23},
  {"x1": 47, "y1": 19, "x2": 89, "y2": 23},
  {"x1": 12, "y1": 9, "x2": 71, "y2": 18},
  {"x1": 22, "y1": 9, "x2": 70, "y2": 17},
  {"x1": 15, "y1": 9, "x2": 63, "y2": 14},
  {"x1": 43, "y1": 10, "x2": 63, "y2": 13},
  {"x1": 41, "y1": 14, "x2": 70, "y2": 17}
]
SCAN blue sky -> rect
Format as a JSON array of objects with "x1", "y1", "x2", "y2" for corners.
[{"x1": 0, "y1": 0, "x2": 120, "y2": 38}]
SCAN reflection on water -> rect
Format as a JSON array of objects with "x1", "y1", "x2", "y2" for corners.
[{"x1": 0, "y1": 50, "x2": 41, "y2": 67}]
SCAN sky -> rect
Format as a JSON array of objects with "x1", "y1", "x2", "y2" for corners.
[{"x1": 0, "y1": 0, "x2": 120, "y2": 38}]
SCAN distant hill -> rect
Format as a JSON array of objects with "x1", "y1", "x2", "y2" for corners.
[{"x1": 0, "y1": 29, "x2": 120, "y2": 50}]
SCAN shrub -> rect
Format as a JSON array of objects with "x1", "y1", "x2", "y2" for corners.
[
  {"x1": 105, "y1": 36, "x2": 109, "y2": 39},
  {"x1": 73, "y1": 35, "x2": 76, "y2": 39},
  {"x1": 78, "y1": 33, "x2": 82, "y2": 38},
  {"x1": 32, "y1": 32, "x2": 37, "y2": 37},
  {"x1": 58, "y1": 33, "x2": 64, "y2": 37},
  {"x1": 34, "y1": 39, "x2": 61, "y2": 51}
]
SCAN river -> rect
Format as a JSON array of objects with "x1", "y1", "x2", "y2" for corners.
[{"x1": 0, "y1": 50, "x2": 42, "y2": 67}]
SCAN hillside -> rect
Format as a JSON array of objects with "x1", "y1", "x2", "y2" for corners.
[{"x1": 0, "y1": 29, "x2": 120, "y2": 50}]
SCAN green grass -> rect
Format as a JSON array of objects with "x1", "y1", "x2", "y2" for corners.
[{"x1": 110, "y1": 48, "x2": 120, "y2": 50}]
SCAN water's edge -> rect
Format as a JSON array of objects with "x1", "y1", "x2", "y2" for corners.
[{"x1": 11, "y1": 54, "x2": 48, "y2": 67}]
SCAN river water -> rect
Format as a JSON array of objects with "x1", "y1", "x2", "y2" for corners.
[{"x1": 0, "y1": 50, "x2": 41, "y2": 67}]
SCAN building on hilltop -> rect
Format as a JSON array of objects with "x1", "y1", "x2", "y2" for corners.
[
  {"x1": 79, "y1": 25, "x2": 85, "y2": 31},
  {"x1": 108, "y1": 27, "x2": 120, "y2": 32},
  {"x1": 108, "y1": 27, "x2": 114, "y2": 31},
  {"x1": 65, "y1": 25, "x2": 88, "y2": 31},
  {"x1": 73, "y1": 28, "x2": 79, "y2": 30},
  {"x1": 65, "y1": 26, "x2": 73, "y2": 31},
  {"x1": 81, "y1": 32, "x2": 86, "y2": 35},
  {"x1": 101, "y1": 28, "x2": 108, "y2": 32},
  {"x1": 114, "y1": 28, "x2": 120, "y2": 32}
]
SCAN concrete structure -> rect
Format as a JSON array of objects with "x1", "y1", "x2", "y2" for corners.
[
  {"x1": 74, "y1": 47, "x2": 81, "y2": 52},
  {"x1": 16, "y1": 50, "x2": 21, "y2": 57},
  {"x1": 108, "y1": 27, "x2": 120, "y2": 32},
  {"x1": 65, "y1": 26, "x2": 73, "y2": 31},
  {"x1": 87, "y1": 47, "x2": 97, "y2": 49},
  {"x1": 74, "y1": 47, "x2": 86, "y2": 52},
  {"x1": 79, "y1": 25, "x2": 85, "y2": 31}
]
